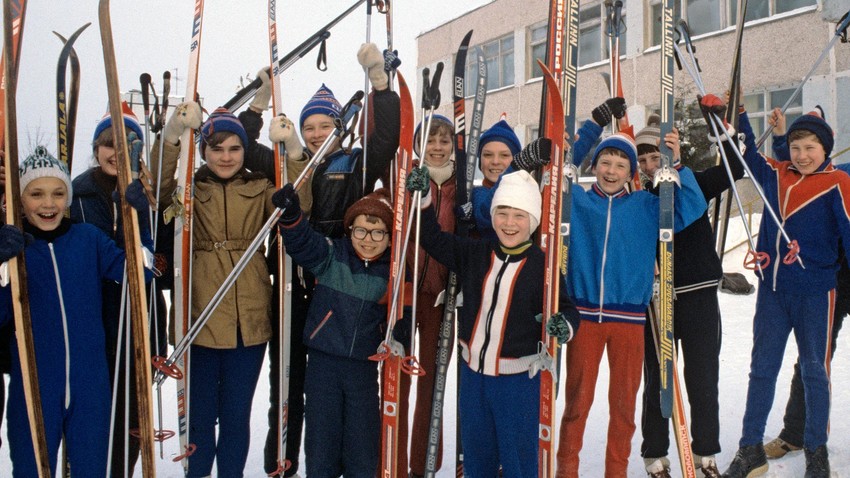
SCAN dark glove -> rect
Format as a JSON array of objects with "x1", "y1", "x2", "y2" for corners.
[
  {"x1": 0, "y1": 225, "x2": 27, "y2": 263},
  {"x1": 406, "y1": 166, "x2": 431, "y2": 194},
  {"x1": 384, "y1": 49, "x2": 402, "y2": 72},
  {"x1": 592, "y1": 97, "x2": 627, "y2": 127},
  {"x1": 455, "y1": 201, "x2": 473, "y2": 224},
  {"x1": 125, "y1": 179, "x2": 150, "y2": 212},
  {"x1": 536, "y1": 311, "x2": 573, "y2": 345},
  {"x1": 511, "y1": 137, "x2": 552, "y2": 171},
  {"x1": 272, "y1": 183, "x2": 301, "y2": 225}
]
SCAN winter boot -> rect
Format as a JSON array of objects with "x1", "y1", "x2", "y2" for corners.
[
  {"x1": 644, "y1": 457, "x2": 672, "y2": 478},
  {"x1": 763, "y1": 437, "x2": 801, "y2": 459},
  {"x1": 696, "y1": 455, "x2": 722, "y2": 478},
  {"x1": 721, "y1": 444, "x2": 768, "y2": 478},
  {"x1": 804, "y1": 445, "x2": 829, "y2": 478}
]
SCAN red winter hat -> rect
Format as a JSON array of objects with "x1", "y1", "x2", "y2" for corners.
[{"x1": 343, "y1": 188, "x2": 394, "y2": 236}]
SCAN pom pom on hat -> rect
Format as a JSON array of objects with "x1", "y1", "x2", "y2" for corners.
[
  {"x1": 93, "y1": 101, "x2": 144, "y2": 146},
  {"x1": 343, "y1": 188, "x2": 395, "y2": 237},
  {"x1": 635, "y1": 113, "x2": 661, "y2": 150},
  {"x1": 479, "y1": 120, "x2": 522, "y2": 167},
  {"x1": 788, "y1": 106, "x2": 834, "y2": 159},
  {"x1": 200, "y1": 108, "x2": 249, "y2": 159},
  {"x1": 591, "y1": 126, "x2": 638, "y2": 175},
  {"x1": 414, "y1": 114, "x2": 453, "y2": 157},
  {"x1": 490, "y1": 170, "x2": 542, "y2": 233},
  {"x1": 19, "y1": 146, "x2": 73, "y2": 203},
  {"x1": 300, "y1": 84, "x2": 342, "y2": 130}
]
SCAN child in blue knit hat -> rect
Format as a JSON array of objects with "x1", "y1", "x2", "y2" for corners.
[
  {"x1": 0, "y1": 146, "x2": 152, "y2": 477},
  {"x1": 556, "y1": 123, "x2": 707, "y2": 477},
  {"x1": 720, "y1": 102, "x2": 850, "y2": 478}
]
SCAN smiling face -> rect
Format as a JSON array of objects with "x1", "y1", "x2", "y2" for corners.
[
  {"x1": 789, "y1": 132, "x2": 826, "y2": 176},
  {"x1": 423, "y1": 129, "x2": 453, "y2": 168},
  {"x1": 480, "y1": 142, "x2": 513, "y2": 183},
  {"x1": 204, "y1": 133, "x2": 244, "y2": 180},
  {"x1": 492, "y1": 206, "x2": 531, "y2": 248},
  {"x1": 637, "y1": 150, "x2": 662, "y2": 177},
  {"x1": 22, "y1": 177, "x2": 68, "y2": 231},
  {"x1": 301, "y1": 113, "x2": 339, "y2": 155},
  {"x1": 350, "y1": 214, "x2": 390, "y2": 260},
  {"x1": 593, "y1": 150, "x2": 632, "y2": 195}
]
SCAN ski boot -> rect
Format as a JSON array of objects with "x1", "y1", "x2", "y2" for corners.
[
  {"x1": 763, "y1": 437, "x2": 801, "y2": 459},
  {"x1": 721, "y1": 444, "x2": 768, "y2": 478},
  {"x1": 696, "y1": 455, "x2": 721, "y2": 478},
  {"x1": 804, "y1": 445, "x2": 829, "y2": 478},
  {"x1": 644, "y1": 457, "x2": 671, "y2": 478}
]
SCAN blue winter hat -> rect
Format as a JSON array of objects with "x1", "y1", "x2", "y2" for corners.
[
  {"x1": 92, "y1": 101, "x2": 144, "y2": 147},
  {"x1": 787, "y1": 107, "x2": 834, "y2": 160},
  {"x1": 200, "y1": 107, "x2": 249, "y2": 159},
  {"x1": 591, "y1": 128, "x2": 638, "y2": 175},
  {"x1": 479, "y1": 119, "x2": 521, "y2": 157},
  {"x1": 299, "y1": 84, "x2": 342, "y2": 130},
  {"x1": 414, "y1": 114, "x2": 453, "y2": 157}
]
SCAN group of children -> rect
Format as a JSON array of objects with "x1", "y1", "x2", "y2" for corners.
[{"x1": 1, "y1": 39, "x2": 848, "y2": 478}]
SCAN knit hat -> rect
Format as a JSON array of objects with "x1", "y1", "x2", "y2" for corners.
[
  {"x1": 200, "y1": 107, "x2": 249, "y2": 159},
  {"x1": 92, "y1": 101, "x2": 144, "y2": 146},
  {"x1": 414, "y1": 114, "x2": 453, "y2": 157},
  {"x1": 787, "y1": 107, "x2": 834, "y2": 160},
  {"x1": 635, "y1": 113, "x2": 661, "y2": 151},
  {"x1": 300, "y1": 84, "x2": 342, "y2": 130},
  {"x1": 591, "y1": 127, "x2": 638, "y2": 175},
  {"x1": 19, "y1": 146, "x2": 73, "y2": 202},
  {"x1": 479, "y1": 120, "x2": 522, "y2": 167},
  {"x1": 343, "y1": 188, "x2": 394, "y2": 236},
  {"x1": 490, "y1": 170, "x2": 542, "y2": 233}
]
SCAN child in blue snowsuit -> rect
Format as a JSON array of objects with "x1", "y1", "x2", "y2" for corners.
[
  {"x1": 0, "y1": 147, "x2": 152, "y2": 477},
  {"x1": 408, "y1": 167, "x2": 581, "y2": 478},
  {"x1": 722, "y1": 104, "x2": 850, "y2": 478},
  {"x1": 272, "y1": 184, "x2": 397, "y2": 478}
]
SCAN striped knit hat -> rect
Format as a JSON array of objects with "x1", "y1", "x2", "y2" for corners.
[
  {"x1": 592, "y1": 127, "x2": 638, "y2": 174},
  {"x1": 19, "y1": 146, "x2": 73, "y2": 202},
  {"x1": 200, "y1": 108, "x2": 249, "y2": 159},
  {"x1": 300, "y1": 84, "x2": 342, "y2": 130},
  {"x1": 343, "y1": 188, "x2": 394, "y2": 236},
  {"x1": 92, "y1": 101, "x2": 144, "y2": 146}
]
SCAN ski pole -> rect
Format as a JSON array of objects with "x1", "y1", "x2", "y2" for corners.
[
  {"x1": 755, "y1": 10, "x2": 850, "y2": 149},
  {"x1": 153, "y1": 91, "x2": 365, "y2": 385},
  {"x1": 361, "y1": 0, "x2": 373, "y2": 196}
]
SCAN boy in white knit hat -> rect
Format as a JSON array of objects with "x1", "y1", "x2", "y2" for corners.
[{"x1": 407, "y1": 167, "x2": 580, "y2": 478}]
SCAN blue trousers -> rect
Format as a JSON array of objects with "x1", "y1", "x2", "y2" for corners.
[
  {"x1": 459, "y1": 362, "x2": 539, "y2": 478},
  {"x1": 741, "y1": 286, "x2": 833, "y2": 448},
  {"x1": 304, "y1": 349, "x2": 379, "y2": 478},
  {"x1": 187, "y1": 338, "x2": 266, "y2": 478}
]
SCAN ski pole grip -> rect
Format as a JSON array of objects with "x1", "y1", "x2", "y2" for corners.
[
  {"x1": 421, "y1": 67, "x2": 431, "y2": 109},
  {"x1": 140, "y1": 73, "x2": 152, "y2": 115},
  {"x1": 430, "y1": 62, "x2": 444, "y2": 108}
]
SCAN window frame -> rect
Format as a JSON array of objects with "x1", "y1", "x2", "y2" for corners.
[{"x1": 465, "y1": 33, "x2": 516, "y2": 96}]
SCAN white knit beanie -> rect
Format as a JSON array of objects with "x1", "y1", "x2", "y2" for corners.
[
  {"x1": 490, "y1": 170, "x2": 541, "y2": 232},
  {"x1": 19, "y1": 146, "x2": 73, "y2": 202}
]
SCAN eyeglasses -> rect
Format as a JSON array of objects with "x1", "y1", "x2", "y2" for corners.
[{"x1": 350, "y1": 226, "x2": 388, "y2": 241}]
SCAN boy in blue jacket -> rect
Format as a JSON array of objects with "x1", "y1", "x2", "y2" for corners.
[
  {"x1": 555, "y1": 129, "x2": 707, "y2": 477},
  {"x1": 272, "y1": 184, "x2": 395, "y2": 478},
  {"x1": 0, "y1": 147, "x2": 152, "y2": 477},
  {"x1": 407, "y1": 167, "x2": 581, "y2": 478},
  {"x1": 721, "y1": 104, "x2": 850, "y2": 478}
]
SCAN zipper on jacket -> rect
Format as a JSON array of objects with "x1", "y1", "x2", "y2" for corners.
[
  {"x1": 478, "y1": 254, "x2": 511, "y2": 373},
  {"x1": 48, "y1": 243, "x2": 72, "y2": 408},
  {"x1": 598, "y1": 195, "x2": 614, "y2": 323},
  {"x1": 772, "y1": 177, "x2": 801, "y2": 291},
  {"x1": 221, "y1": 182, "x2": 241, "y2": 328},
  {"x1": 418, "y1": 182, "x2": 441, "y2": 285}
]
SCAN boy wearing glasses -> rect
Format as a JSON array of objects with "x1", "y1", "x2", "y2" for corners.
[{"x1": 272, "y1": 184, "x2": 396, "y2": 477}]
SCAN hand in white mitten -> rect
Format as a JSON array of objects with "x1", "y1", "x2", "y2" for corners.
[
  {"x1": 357, "y1": 43, "x2": 388, "y2": 91},
  {"x1": 164, "y1": 101, "x2": 203, "y2": 145},
  {"x1": 269, "y1": 114, "x2": 304, "y2": 161},
  {"x1": 249, "y1": 68, "x2": 272, "y2": 112}
]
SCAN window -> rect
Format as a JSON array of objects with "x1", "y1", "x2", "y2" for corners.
[
  {"x1": 578, "y1": 2, "x2": 627, "y2": 67},
  {"x1": 649, "y1": 0, "x2": 816, "y2": 47},
  {"x1": 743, "y1": 87, "x2": 803, "y2": 153},
  {"x1": 465, "y1": 34, "x2": 515, "y2": 96},
  {"x1": 528, "y1": 23, "x2": 548, "y2": 80}
]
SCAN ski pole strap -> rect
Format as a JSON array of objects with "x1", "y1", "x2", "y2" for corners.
[{"x1": 317, "y1": 37, "x2": 328, "y2": 71}]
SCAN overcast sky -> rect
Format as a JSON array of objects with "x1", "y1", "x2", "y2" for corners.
[{"x1": 3, "y1": 0, "x2": 489, "y2": 178}]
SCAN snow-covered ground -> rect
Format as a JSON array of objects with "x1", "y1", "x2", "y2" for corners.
[{"x1": 2, "y1": 218, "x2": 848, "y2": 476}]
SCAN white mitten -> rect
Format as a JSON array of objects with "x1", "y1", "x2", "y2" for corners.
[
  {"x1": 163, "y1": 101, "x2": 203, "y2": 145},
  {"x1": 357, "y1": 43, "x2": 388, "y2": 91},
  {"x1": 269, "y1": 114, "x2": 304, "y2": 161},
  {"x1": 249, "y1": 68, "x2": 272, "y2": 112}
]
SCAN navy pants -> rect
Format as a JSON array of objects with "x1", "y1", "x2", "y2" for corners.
[
  {"x1": 304, "y1": 348, "x2": 379, "y2": 478},
  {"x1": 642, "y1": 286, "x2": 722, "y2": 458},
  {"x1": 741, "y1": 287, "x2": 833, "y2": 448},
  {"x1": 459, "y1": 362, "x2": 539, "y2": 478},
  {"x1": 187, "y1": 337, "x2": 266, "y2": 478}
]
